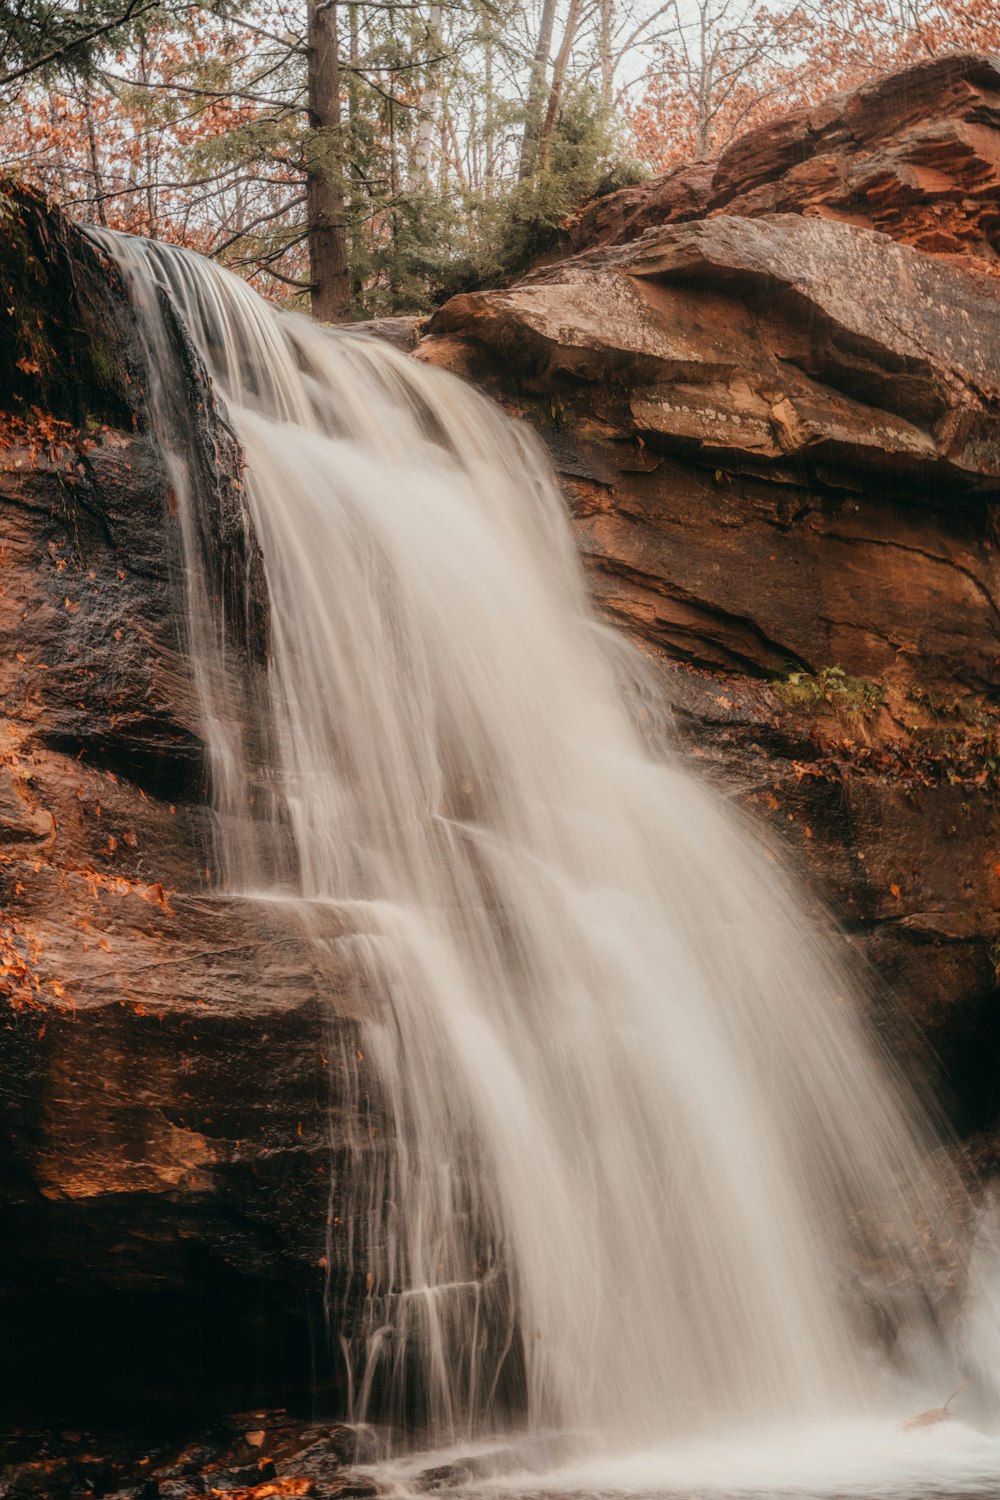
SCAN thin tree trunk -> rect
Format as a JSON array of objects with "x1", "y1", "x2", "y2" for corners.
[
  {"x1": 536, "y1": 0, "x2": 582, "y2": 174},
  {"x1": 597, "y1": 0, "x2": 614, "y2": 110},
  {"x1": 387, "y1": 94, "x2": 402, "y2": 300},
  {"x1": 306, "y1": 0, "x2": 351, "y2": 321},
  {"x1": 696, "y1": 1, "x2": 712, "y2": 159},
  {"x1": 484, "y1": 31, "x2": 495, "y2": 193},
  {"x1": 414, "y1": 2, "x2": 442, "y2": 187},
  {"x1": 347, "y1": 0, "x2": 360, "y2": 127},
  {"x1": 83, "y1": 93, "x2": 108, "y2": 225},
  {"x1": 519, "y1": 0, "x2": 558, "y2": 180},
  {"x1": 696, "y1": 54, "x2": 712, "y2": 157},
  {"x1": 444, "y1": 101, "x2": 468, "y2": 191},
  {"x1": 48, "y1": 94, "x2": 72, "y2": 205},
  {"x1": 138, "y1": 37, "x2": 157, "y2": 236}
]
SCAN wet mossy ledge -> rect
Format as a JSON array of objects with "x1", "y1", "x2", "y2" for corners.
[
  {"x1": 0, "y1": 181, "x2": 138, "y2": 430},
  {"x1": 0, "y1": 182, "x2": 326, "y2": 1431}
]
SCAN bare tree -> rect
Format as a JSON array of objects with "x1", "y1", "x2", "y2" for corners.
[{"x1": 631, "y1": 0, "x2": 814, "y2": 162}]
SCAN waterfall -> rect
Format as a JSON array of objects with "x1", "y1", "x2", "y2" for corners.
[{"x1": 96, "y1": 230, "x2": 974, "y2": 1452}]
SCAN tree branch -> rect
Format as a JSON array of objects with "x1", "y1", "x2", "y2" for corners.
[{"x1": 0, "y1": 0, "x2": 160, "y2": 89}]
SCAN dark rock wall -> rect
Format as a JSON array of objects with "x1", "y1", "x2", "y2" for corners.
[{"x1": 0, "y1": 185, "x2": 378, "y2": 1424}]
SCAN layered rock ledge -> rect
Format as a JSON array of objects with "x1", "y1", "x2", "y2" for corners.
[{"x1": 568, "y1": 51, "x2": 1000, "y2": 271}]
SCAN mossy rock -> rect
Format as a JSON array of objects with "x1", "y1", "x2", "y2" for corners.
[
  {"x1": 774, "y1": 664, "x2": 885, "y2": 719},
  {"x1": 0, "y1": 181, "x2": 137, "y2": 429}
]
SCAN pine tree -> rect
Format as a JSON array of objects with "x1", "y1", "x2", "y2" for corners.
[{"x1": 0, "y1": 0, "x2": 161, "y2": 92}]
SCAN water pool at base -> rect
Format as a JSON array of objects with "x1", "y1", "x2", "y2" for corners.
[{"x1": 366, "y1": 1421, "x2": 1000, "y2": 1500}]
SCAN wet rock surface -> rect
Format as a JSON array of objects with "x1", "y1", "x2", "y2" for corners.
[
  {"x1": 413, "y1": 1434, "x2": 586, "y2": 1490},
  {"x1": 351, "y1": 316, "x2": 426, "y2": 352},
  {"x1": 0, "y1": 184, "x2": 380, "y2": 1427},
  {"x1": 418, "y1": 53, "x2": 1000, "y2": 1129},
  {"x1": 0, "y1": 1415, "x2": 383, "y2": 1499}
]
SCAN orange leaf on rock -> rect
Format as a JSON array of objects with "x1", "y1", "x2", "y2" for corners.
[{"x1": 209, "y1": 1479, "x2": 313, "y2": 1499}]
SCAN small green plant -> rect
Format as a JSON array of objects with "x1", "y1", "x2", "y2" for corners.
[{"x1": 773, "y1": 664, "x2": 885, "y2": 719}]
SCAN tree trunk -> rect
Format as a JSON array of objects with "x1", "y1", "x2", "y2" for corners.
[
  {"x1": 347, "y1": 0, "x2": 360, "y2": 127},
  {"x1": 414, "y1": 3, "x2": 443, "y2": 187},
  {"x1": 696, "y1": 1, "x2": 712, "y2": 160},
  {"x1": 138, "y1": 36, "x2": 158, "y2": 237},
  {"x1": 519, "y1": 0, "x2": 558, "y2": 180},
  {"x1": 484, "y1": 32, "x2": 495, "y2": 192},
  {"x1": 696, "y1": 53, "x2": 712, "y2": 158},
  {"x1": 83, "y1": 93, "x2": 108, "y2": 226},
  {"x1": 444, "y1": 100, "x2": 468, "y2": 191},
  {"x1": 598, "y1": 0, "x2": 614, "y2": 110},
  {"x1": 306, "y1": 0, "x2": 351, "y2": 322},
  {"x1": 536, "y1": 0, "x2": 582, "y2": 175}
]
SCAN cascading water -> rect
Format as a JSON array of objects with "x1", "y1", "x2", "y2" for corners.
[{"x1": 95, "y1": 229, "x2": 998, "y2": 1484}]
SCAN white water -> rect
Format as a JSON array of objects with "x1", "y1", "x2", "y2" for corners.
[
  {"x1": 96, "y1": 230, "x2": 1000, "y2": 1490},
  {"x1": 370, "y1": 1418, "x2": 1000, "y2": 1499}
]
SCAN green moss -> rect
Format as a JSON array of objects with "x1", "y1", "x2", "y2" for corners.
[{"x1": 773, "y1": 664, "x2": 885, "y2": 719}]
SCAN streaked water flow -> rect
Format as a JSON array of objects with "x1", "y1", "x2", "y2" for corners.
[{"x1": 95, "y1": 230, "x2": 1000, "y2": 1489}]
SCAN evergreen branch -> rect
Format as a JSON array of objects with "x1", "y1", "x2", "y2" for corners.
[{"x1": 0, "y1": 0, "x2": 161, "y2": 89}]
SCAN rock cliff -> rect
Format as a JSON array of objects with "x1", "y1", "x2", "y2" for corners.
[
  {"x1": 0, "y1": 184, "x2": 378, "y2": 1425},
  {"x1": 567, "y1": 51, "x2": 1000, "y2": 270}
]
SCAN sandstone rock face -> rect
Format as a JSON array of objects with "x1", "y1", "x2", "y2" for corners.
[
  {"x1": 418, "y1": 58, "x2": 1000, "y2": 1146},
  {"x1": 566, "y1": 161, "x2": 715, "y2": 254},
  {"x1": 0, "y1": 185, "x2": 378, "y2": 1425},
  {"x1": 710, "y1": 52, "x2": 1000, "y2": 270},
  {"x1": 569, "y1": 52, "x2": 1000, "y2": 272}
]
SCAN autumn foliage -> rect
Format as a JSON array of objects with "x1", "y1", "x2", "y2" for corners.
[
  {"x1": 1, "y1": 2, "x2": 999, "y2": 307},
  {"x1": 626, "y1": 0, "x2": 1000, "y2": 169}
]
